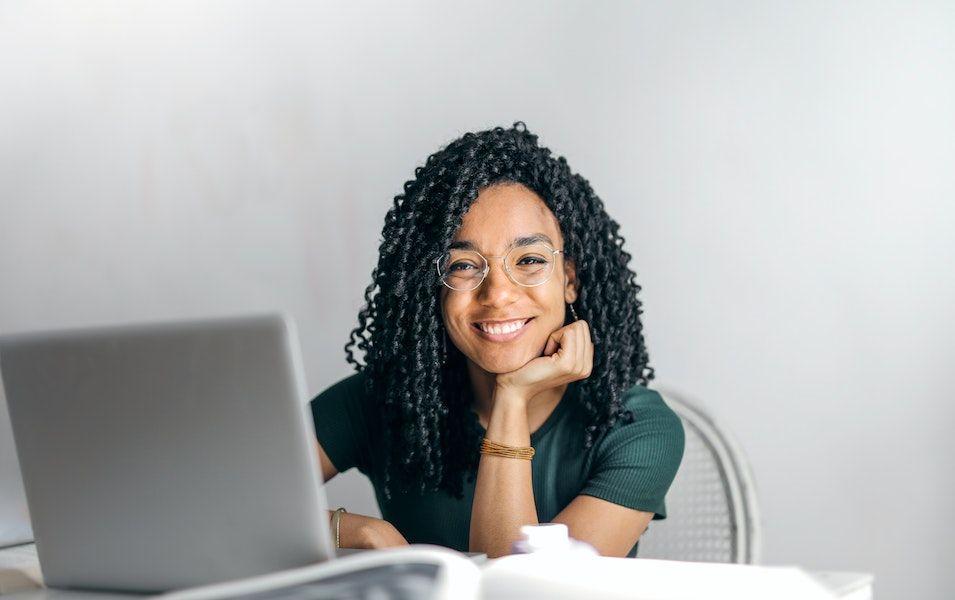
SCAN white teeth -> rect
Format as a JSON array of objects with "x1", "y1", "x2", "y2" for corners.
[{"x1": 477, "y1": 319, "x2": 528, "y2": 335}]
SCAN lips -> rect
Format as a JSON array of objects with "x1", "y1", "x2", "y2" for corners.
[{"x1": 471, "y1": 317, "x2": 534, "y2": 341}]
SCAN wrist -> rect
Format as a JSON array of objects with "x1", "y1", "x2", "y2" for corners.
[
  {"x1": 486, "y1": 387, "x2": 533, "y2": 445},
  {"x1": 330, "y1": 507, "x2": 347, "y2": 548},
  {"x1": 492, "y1": 382, "x2": 533, "y2": 407}
]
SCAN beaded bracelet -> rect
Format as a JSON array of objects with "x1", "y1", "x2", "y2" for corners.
[{"x1": 480, "y1": 437, "x2": 535, "y2": 460}]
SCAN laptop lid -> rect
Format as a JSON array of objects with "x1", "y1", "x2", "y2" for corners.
[{"x1": 0, "y1": 313, "x2": 334, "y2": 592}]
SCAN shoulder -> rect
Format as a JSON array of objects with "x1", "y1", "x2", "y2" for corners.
[
  {"x1": 594, "y1": 383, "x2": 685, "y2": 463},
  {"x1": 309, "y1": 370, "x2": 375, "y2": 418},
  {"x1": 311, "y1": 370, "x2": 370, "y2": 401},
  {"x1": 620, "y1": 384, "x2": 683, "y2": 430},
  {"x1": 578, "y1": 383, "x2": 685, "y2": 519},
  {"x1": 308, "y1": 370, "x2": 378, "y2": 475}
]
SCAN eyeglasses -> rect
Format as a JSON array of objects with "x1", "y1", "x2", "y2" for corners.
[{"x1": 435, "y1": 242, "x2": 565, "y2": 292}]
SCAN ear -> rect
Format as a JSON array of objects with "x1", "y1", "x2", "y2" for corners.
[{"x1": 563, "y1": 258, "x2": 579, "y2": 304}]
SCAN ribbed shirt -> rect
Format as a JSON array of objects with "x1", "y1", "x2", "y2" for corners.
[{"x1": 310, "y1": 372, "x2": 684, "y2": 558}]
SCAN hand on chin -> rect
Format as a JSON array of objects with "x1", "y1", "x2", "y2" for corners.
[{"x1": 494, "y1": 320, "x2": 594, "y2": 402}]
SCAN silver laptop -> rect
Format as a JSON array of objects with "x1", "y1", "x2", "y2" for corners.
[{"x1": 0, "y1": 313, "x2": 335, "y2": 593}]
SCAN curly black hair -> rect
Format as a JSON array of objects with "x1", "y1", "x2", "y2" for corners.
[{"x1": 344, "y1": 122, "x2": 654, "y2": 499}]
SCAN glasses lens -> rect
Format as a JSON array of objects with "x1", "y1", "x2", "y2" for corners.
[
  {"x1": 505, "y1": 243, "x2": 556, "y2": 286},
  {"x1": 438, "y1": 250, "x2": 487, "y2": 291}
]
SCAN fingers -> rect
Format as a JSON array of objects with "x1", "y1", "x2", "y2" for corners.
[
  {"x1": 544, "y1": 324, "x2": 572, "y2": 360},
  {"x1": 502, "y1": 320, "x2": 594, "y2": 396},
  {"x1": 562, "y1": 327, "x2": 578, "y2": 373},
  {"x1": 580, "y1": 320, "x2": 594, "y2": 378},
  {"x1": 543, "y1": 330, "x2": 560, "y2": 356},
  {"x1": 550, "y1": 321, "x2": 594, "y2": 382},
  {"x1": 576, "y1": 322, "x2": 585, "y2": 372},
  {"x1": 568, "y1": 320, "x2": 593, "y2": 380}
]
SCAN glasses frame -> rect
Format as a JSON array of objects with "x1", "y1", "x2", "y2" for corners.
[{"x1": 435, "y1": 243, "x2": 565, "y2": 292}]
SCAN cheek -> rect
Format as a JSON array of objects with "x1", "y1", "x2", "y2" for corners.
[
  {"x1": 441, "y1": 295, "x2": 470, "y2": 343},
  {"x1": 530, "y1": 286, "x2": 568, "y2": 328}
]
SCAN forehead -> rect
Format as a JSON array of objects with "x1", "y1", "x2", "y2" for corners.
[{"x1": 452, "y1": 183, "x2": 562, "y2": 251}]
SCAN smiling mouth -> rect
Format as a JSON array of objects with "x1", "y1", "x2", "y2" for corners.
[{"x1": 472, "y1": 318, "x2": 534, "y2": 338}]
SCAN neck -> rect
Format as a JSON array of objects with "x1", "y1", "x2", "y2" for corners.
[{"x1": 466, "y1": 360, "x2": 568, "y2": 430}]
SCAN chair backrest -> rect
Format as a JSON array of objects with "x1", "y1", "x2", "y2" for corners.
[{"x1": 636, "y1": 389, "x2": 761, "y2": 564}]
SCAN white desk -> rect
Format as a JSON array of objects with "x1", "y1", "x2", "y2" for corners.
[
  {"x1": 480, "y1": 553, "x2": 873, "y2": 600},
  {"x1": 1, "y1": 543, "x2": 873, "y2": 600}
]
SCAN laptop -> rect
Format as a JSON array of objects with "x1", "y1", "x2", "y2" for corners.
[{"x1": 0, "y1": 313, "x2": 335, "y2": 593}]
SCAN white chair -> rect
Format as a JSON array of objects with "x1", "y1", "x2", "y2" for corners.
[{"x1": 636, "y1": 389, "x2": 762, "y2": 564}]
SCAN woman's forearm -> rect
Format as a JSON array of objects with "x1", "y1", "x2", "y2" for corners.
[
  {"x1": 330, "y1": 510, "x2": 408, "y2": 549},
  {"x1": 333, "y1": 510, "x2": 365, "y2": 549},
  {"x1": 468, "y1": 388, "x2": 539, "y2": 557}
]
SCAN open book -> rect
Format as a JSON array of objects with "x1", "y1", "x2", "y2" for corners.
[{"x1": 0, "y1": 543, "x2": 869, "y2": 599}]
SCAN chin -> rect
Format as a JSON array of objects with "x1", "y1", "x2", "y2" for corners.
[
  {"x1": 471, "y1": 349, "x2": 537, "y2": 374},
  {"x1": 477, "y1": 360, "x2": 523, "y2": 374}
]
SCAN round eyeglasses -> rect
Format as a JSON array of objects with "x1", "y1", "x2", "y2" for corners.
[{"x1": 436, "y1": 243, "x2": 565, "y2": 292}]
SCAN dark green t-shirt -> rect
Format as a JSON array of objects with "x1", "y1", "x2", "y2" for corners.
[{"x1": 310, "y1": 372, "x2": 684, "y2": 558}]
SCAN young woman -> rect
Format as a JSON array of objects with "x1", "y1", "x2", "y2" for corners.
[{"x1": 310, "y1": 122, "x2": 684, "y2": 558}]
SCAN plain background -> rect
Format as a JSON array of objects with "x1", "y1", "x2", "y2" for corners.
[{"x1": 1, "y1": 2, "x2": 952, "y2": 598}]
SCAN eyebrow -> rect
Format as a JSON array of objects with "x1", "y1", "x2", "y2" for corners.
[{"x1": 449, "y1": 233, "x2": 555, "y2": 252}]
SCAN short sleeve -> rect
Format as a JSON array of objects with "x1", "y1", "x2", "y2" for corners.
[
  {"x1": 309, "y1": 372, "x2": 376, "y2": 475},
  {"x1": 580, "y1": 386, "x2": 685, "y2": 520}
]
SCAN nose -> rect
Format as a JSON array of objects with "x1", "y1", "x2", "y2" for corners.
[{"x1": 476, "y1": 259, "x2": 520, "y2": 307}]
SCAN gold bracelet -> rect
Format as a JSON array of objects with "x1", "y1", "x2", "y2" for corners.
[
  {"x1": 331, "y1": 507, "x2": 347, "y2": 549},
  {"x1": 480, "y1": 437, "x2": 535, "y2": 460}
]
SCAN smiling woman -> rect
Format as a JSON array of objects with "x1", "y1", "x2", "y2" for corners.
[{"x1": 310, "y1": 122, "x2": 684, "y2": 558}]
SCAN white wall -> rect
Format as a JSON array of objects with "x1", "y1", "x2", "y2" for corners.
[{"x1": 1, "y1": 2, "x2": 952, "y2": 597}]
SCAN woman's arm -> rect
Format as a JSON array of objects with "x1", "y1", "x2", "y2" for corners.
[
  {"x1": 334, "y1": 511, "x2": 408, "y2": 549},
  {"x1": 552, "y1": 495, "x2": 653, "y2": 557},
  {"x1": 469, "y1": 320, "x2": 593, "y2": 557},
  {"x1": 316, "y1": 440, "x2": 409, "y2": 549},
  {"x1": 468, "y1": 387, "x2": 539, "y2": 557},
  {"x1": 466, "y1": 393, "x2": 657, "y2": 557}
]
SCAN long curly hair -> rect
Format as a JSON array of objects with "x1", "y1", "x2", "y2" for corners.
[{"x1": 344, "y1": 122, "x2": 654, "y2": 499}]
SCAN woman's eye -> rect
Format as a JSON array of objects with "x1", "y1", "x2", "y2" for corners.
[
  {"x1": 449, "y1": 262, "x2": 476, "y2": 272},
  {"x1": 517, "y1": 256, "x2": 547, "y2": 266}
]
